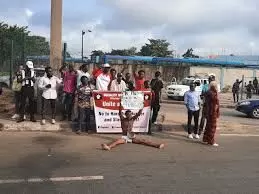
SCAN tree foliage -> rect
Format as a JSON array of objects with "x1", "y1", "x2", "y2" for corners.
[
  {"x1": 91, "y1": 50, "x2": 105, "y2": 56},
  {"x1": 139, "y1": 39, "x2": 173, "y2": 57},
  {"x1": 182, "y1": 48, "x2": 199, "y2": 58},
  {"x1": 90, "y1": 39, "x2": 174, "y2": 58},
  {"x1": 108, "y1": 47, "x2": 137, "y2": 56},
  {"x1": 0, "y1": 22, "x2": 49, "y2": 67}
]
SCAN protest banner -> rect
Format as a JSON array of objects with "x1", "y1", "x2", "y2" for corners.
[{"x1": 93, "y1": 91, "x2": 152, "y2": 133}]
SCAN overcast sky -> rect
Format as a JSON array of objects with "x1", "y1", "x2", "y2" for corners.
[{"x1": 1, "y1": 0, "x2": 258, "y2": 57}]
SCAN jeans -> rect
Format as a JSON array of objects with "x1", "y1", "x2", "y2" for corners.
[
  {"x1": 41, "y1": 97, "x2": 56, "y2": 119},
  {"x1": 187, "y1": 110, "x2": 200, "y2": 134},
  {"x1": 78, "y1": 107, "x2": 91, "y2": 132},
  {"x1": 20, "y1": 86, "x2": 35, "y2": 119},
  {"x1": 14, "y1": 91, "x2": 21, "y2": 114},
  {"x1": 233, "y1": 92, "x2": 239, "y2": 103},
  {"x1": 62, "y1": 92, "x2": 74, "y2": 119}
]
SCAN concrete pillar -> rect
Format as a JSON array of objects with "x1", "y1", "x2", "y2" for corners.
[
  {"x1": 50, "y1": 0, "x2": 63, "y2": 72},
  {"x1": 159, "y1": 65, "x2": 163, "y2": 75},
  {"x1": 220, "y1": 66, "x2": 224, "y2": 90}
]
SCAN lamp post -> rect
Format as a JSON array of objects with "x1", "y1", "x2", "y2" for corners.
[{"x1": 81, "y1": 29, "x2": 92, "y2": 62}]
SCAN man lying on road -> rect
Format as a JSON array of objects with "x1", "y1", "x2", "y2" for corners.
[{"x1": 101, "y1": 103, "x2": 164, "y2": 151}]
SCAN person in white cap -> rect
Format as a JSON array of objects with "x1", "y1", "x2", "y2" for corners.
[
  {"x1": 96, "y1": 63, "x2": 111, "y2": 91},
  {"x1": 17, "y1": 61, "x2": 36, "y2": 123}
]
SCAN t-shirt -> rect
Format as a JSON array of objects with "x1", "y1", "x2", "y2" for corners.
[
  {"x1": 202, "y1": 84, "x2": 209, "y2": 93},
  {"x1": 96, "y1": 73, "x2": 111, "y2": 91},
  {"x1": 76, "y1": 70, "x2": 90, "y2": 88},
  {"x1": 77, "y1": 85, "x2": 92, "y2": 108},
  {"x1": 92, "y1": 68, "x2": 103, "y2": 79},
  {"x1": 150, "y1": 78, "x2": 163, "y2": 103},
  {"x1": 63, "y1": 71, "x2": 77, "y2": 94},
  {"x1": 134, "y1": 73, "x2": 145, "y2": 91},
  {"x1": 246, "y1": 84, "x2": 254, "y2": 92},
  {"x1": 110, "y1": 80, "x2": 127, "y2": 92}
]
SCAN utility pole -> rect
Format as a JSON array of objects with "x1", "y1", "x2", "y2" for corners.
[
  {"x1": 50, "y1": 0, "x2": 63, "y2": 72},
  {"x1": 63, "y1": 42, "x2": 67, "y2": 65},
  {"x1": 81, "y1": 30, "x2": 85, "y2": 62},
  {"x1": 10, "y1": 40, "x2": 14, "y2": 87},
  {"x1": 81, "y1": 30, "x2": 92, "y2": 62}
]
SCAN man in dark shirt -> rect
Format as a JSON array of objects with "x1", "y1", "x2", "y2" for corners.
[
  {"x1": 232, "y1": 79, "x2": 242, "y2": 103},
  {"x1": 246, "y1": 81, "x2": 254, "y2": 99},
  {"x1": 150, "y1": 71, "x2": 163, "y2": 126},
  {"x1": 101, "y1": 104, "x2": 164, "y2": 150},
  {"x1": 253, "y1": 77, "x2": 258, "y2": 94}
]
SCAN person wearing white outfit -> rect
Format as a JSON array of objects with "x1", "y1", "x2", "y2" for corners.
[
  {"x1": 38, "y1": 66, "x2": 62, "y2": 125},
  {"x1": 76, "y1": 63, "x2": 90, "y2": 88},
  {"x1": 96, "y1": 63, "x2": 111, "y2": 91},
  {"x1": 109, "y1": 73, "x2": 127, "y2": 92}
]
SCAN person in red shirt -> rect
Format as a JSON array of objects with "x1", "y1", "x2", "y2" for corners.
[
  {"x1": 92, "y1": 65, "x2": 103, "y2": 79},
  {"x1": 134, "y1": 70, "x2": 145, "y2": 90}
]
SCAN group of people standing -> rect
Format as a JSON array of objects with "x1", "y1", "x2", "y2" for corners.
[
  {"x1": 232, "y1": 77, "x2": 259, "y2": 102},
  {"x1": 11, "y1": 61, "x2": 164, "y2": 134},
  {"x1": 184, "y1": 75, "x2": 220, "y2": 147}
]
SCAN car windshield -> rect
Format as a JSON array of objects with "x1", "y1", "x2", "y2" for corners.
[{"x1": 180, "y1": 79, "x2": 194, "y2": 86}]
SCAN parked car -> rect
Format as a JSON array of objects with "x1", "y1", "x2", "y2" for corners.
[
  {"x1": 236, "y1": 99, "x2": 259, "y2": 118},
  {"x1": 166, "y1": 76, "x2": 221, "y2": 100},
  {"x1": 166, "y1": 76, "x2": 208, "y2": 100}
]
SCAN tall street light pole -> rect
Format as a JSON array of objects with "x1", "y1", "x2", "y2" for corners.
[
  {"x1": 81, "y1": 30, "x2": 92, "y2": 62},
  {"x1": 81, "y1": 30, "x2": 85, "y2": 62}
]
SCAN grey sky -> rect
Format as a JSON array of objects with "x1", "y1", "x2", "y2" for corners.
[{"x1": 0, "y1": 0, "x2": 258, "y2": 57}]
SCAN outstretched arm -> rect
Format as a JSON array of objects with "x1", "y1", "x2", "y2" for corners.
[
  {"x1": 132, "y1": 109, "x2": 143, "y2": 120},
  {"x1": 119, "y1": 102, "x2": 124, "y2": 120}
]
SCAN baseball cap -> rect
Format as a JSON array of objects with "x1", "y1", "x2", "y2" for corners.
[
  {"x1": 102, "y1": 63, "x2": 111, "y2": 68},
  {"x1": 26, "y1": 61, "x2": 34, "y2": 69}
]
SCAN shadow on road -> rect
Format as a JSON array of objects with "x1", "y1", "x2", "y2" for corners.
[{"x1": 0, "y1": 135, "x2": 83, "y2": 194}]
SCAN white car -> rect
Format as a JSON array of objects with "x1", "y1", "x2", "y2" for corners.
[{"x1": 166, "y1": 77, "x2": 212, "y2": 100}]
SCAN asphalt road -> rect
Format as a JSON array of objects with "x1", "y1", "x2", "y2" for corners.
[
  {"x1": 0, "y1": 132, "x2": 259, "y2": 194},
  {"x1": 161, "y1": 103, "x2": 259, "y2": 126}
]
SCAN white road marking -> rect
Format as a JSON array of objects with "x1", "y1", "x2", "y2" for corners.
[
  {"x1": 220, "y1": 134, "x2": 259, "y2": 137},
  {"x1": 0, "y1": 176, "x2": 104, "y2": 184}
]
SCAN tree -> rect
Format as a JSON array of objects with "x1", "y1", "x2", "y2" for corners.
[
  {"x1": 65, "y1": 51, "x2": 71, "y2": 58},
  {"x1": 0, "y1": 22, "x2": 49, "y2": 70},
  {"x1": 25, "y1": 35, "x2": 49, "y2": 56},
  {"x1": 108, "y1": 47, "x2": 137, "y2": 56},
  {"x1": 91, "y1": 50, "x2": 104, "y2": 56},
  {"x1": 182, "y1": 48, "x2": 199, "y2": 58},
  {"x1": 139, "y1": 39, "x2": 173, "y2": 57}
]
